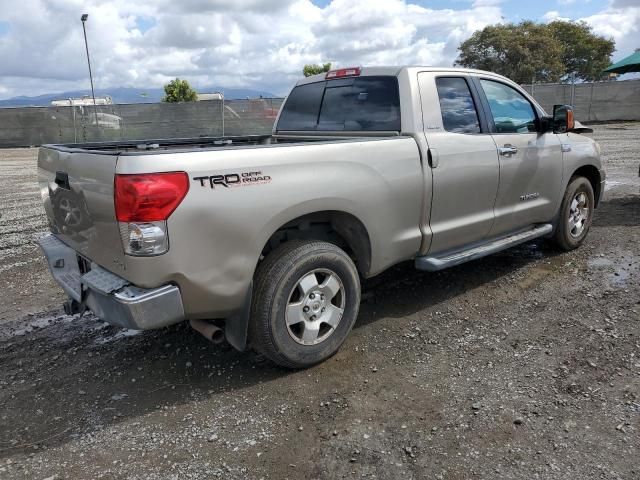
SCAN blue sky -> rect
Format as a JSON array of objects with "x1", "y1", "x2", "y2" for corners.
[
  {"x1": 0, "y1": 20, "x2": 10, "y2": 36},
  {"x1": 311, "y1": 0, "x2": 605, "y2": 23}
]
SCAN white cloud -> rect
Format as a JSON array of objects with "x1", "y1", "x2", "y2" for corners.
[
  {"x1": 580, "y1": 3, "x2": 640, "y2": 61},
  {"x1": 0, "y1": 0, "x2": 504, "y2": 98},
  {"x1": 0, "y1": 0, "x2": 638, "y2": 99},
  {"x1": 542, "y1": 10, "x2": 564, "y2": 22}
]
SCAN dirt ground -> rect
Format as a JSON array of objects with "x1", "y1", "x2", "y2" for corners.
[{"x1": 0, "y1": 125, "x2": 638, "y2": 480}]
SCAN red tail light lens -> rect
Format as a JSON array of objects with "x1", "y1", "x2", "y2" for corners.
[
  {"x1": 326, "y1": 67, "x2": 361, "y2": 79},
  {"x1": 115, "y1": 172, "x2": 189, "y2": 222}
]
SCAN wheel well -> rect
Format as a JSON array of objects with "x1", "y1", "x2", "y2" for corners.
[
  {"x1": 261, "y1": 211, "x2": 372, "y2": 275},
  {"x1": 572, "y1": 165, "x2": 602, "y2": 207}
]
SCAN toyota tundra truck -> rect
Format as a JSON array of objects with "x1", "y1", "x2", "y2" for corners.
[{"x1": 37, "y1": 66, "x2": 605, "y2": 368}]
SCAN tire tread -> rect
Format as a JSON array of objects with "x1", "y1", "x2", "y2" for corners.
[{"x1": 250, "y1": 240, "x2": 359, "y2": 368}]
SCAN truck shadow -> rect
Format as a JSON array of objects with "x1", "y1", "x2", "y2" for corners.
[
  {"x1": 356, "y1": 239, "x2": 559, "y2": 328},
  {"x1": 0, "y1": 239, "x2": 562, "y2": 459},
  {"x1": 592, "y1": 195, "x2": 640, "y2": 227}
]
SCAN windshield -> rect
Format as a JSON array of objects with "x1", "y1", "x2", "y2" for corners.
[{"x1": 277, "y1": 76, "x2": 401, "y2": 132}]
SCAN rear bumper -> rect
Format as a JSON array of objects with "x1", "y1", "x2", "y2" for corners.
[{"x1": 38, "y1": 234, "x2": 185, "y2": 330}]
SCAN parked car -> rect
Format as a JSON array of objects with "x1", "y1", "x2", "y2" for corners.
[{"x1": 37, "y1": 66, "x2": 605, "y2": 368}]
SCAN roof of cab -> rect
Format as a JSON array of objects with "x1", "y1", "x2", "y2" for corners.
[{"x1": 296, "y1": 66, "x2": 508, "y2": 86}]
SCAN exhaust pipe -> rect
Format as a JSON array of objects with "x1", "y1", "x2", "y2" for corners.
[{"x1": 189, "y1": 319, "x2": 225, "y2": 344}]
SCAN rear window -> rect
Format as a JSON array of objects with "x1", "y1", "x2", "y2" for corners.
[
  {"x1": 435, "y1": 77, "x2": 481, "y2": 134},
  {"x1": 277, "y1": 76, "x2": 400, "y2": 132}
]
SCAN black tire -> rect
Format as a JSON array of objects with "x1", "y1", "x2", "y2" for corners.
[
  {"x1": 551, "y1": 176, "x2": 595, "y2": 251},
  {"x1": 250, "y1": 240, "x2": 361, "y2": 369}
]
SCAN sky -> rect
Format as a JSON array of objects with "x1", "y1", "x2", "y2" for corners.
[{"x1": 0, "y1": 0, "x2": 638, "y2": 99}]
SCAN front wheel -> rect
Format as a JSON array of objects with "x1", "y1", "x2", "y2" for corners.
[
  {"x1": 551, "y1": 176, "x2": 595, "y2": 251},
  {"x1": 250, "y1": 240, "x2": 361, "y2": 368}
]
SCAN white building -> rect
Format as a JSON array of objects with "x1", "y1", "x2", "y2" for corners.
[
  {"x1": 197, "y1": 92, "x2": 224, "y2": 101},
  {"x1": 51, "y1": 95, "x2": 113, "y2": 106}
]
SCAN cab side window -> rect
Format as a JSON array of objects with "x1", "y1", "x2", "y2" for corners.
[
  {"x1": 435, "y1": 77, "x2": 481, "y2": 134},
  {"x1": 480, "y1": 80, "x2": 536, "y2": 134}
]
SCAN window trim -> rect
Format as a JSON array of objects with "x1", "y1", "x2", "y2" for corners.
[
  {"x1": 434, "y1": 75, "x2": 489, "y2": 135},
  {"x1": 472, "y1": 77, "x2": 540, "y2": 135}
]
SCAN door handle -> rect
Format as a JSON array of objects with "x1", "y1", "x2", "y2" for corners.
[
  {"x1": 428, "y1": 147, "x2": 439, "y2": 168},
  {"x1": 498, "y1": 145, "x2": 518, "y2": 156}
]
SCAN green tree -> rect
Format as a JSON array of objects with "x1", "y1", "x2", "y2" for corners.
[
  {"x1": 303, "y1": 63, "x2": 332, "y2": 77},
  {"x1": 547, "y1": 20, "x2": 615, "y2": 81},
  {"x1": 456, "y1": 22, "x2": 564, "y2": 83},
  {"x1": 456, "y1": 20, "x2": 614, "y2": 83},
  {"x1": 162, "y1": 78, "x2": 198, "y2": 102}
]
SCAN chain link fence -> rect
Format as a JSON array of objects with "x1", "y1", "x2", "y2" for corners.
[
  {"x1": 0, "y1": 98, "x2": 284, "y2": 148},
  {"x1": 2, "y1": 79, "x2": 639, "y2": 148},
  {"x1": 522, "y1": 79, "x2": 640, "y2": 122}
]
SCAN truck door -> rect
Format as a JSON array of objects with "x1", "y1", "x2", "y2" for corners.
[
  {"x1": 474, "y1": 78, "x2": 562, "y2": 237},
  {"x1": 417, "y1": 72, "x2": 500, "y2": 254}
]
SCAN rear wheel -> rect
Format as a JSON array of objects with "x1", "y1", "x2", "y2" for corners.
[
  {"x1": 551, "y1": 176, "x2": 595, "y2": 251},
  {"x1": 250, "y1": 240, "x2": 360, "y2": 368}
]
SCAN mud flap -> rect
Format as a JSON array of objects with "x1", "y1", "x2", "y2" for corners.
[{"x1": 224, "y1": 282, "x2": 253, "y2": 352}]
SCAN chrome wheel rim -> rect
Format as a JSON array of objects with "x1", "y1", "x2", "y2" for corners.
[
  {"x1": 285, "y1": 268, "x2": 345, "y2": 346},
  {"x1": 568, "y1": 191, "x2": 589, "y2": 238}
]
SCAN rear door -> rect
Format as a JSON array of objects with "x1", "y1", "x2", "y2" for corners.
[
  {"x1": 418, "y1": 72, "x2": 500, "y2": 254},
  {"x1": 474, "y1": 78, "x2": 562, "y2": 236}
]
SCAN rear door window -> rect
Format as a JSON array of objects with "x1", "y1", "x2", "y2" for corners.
[
  {"x1": 435, "y1": 77, "x2": 481, "y2": 134},
  {"x1": 277, "y1": 76, "x2": 400, "y2": 132}
]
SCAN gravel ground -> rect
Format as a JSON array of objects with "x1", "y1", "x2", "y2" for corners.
[{"x1": 0, "y1": 125, "x2": 638, "y2": 480}]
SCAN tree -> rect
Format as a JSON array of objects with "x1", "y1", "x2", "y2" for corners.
[
  {"x1": 303, "y1": 63, "x2": 332, "y2": 77},
  {"x1": 456, "y1": 20, "x2": 614, "y2": 83},
  {"x1": 547, "y1": 20, "x2": 615, "y2": 81},
  {"x1": 456, "y1": 22, "x2": 564, "y2": 84},
  {"x1": 162, "y1": 78, "x2": 198, "y2": 102}
]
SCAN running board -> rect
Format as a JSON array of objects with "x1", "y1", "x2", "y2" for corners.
[{"x1": 415, "y1": 224, "x2": 553, "y2": 272}]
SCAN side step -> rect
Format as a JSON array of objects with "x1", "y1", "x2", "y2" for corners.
[{"x1": 415, "y1": 224, "x2": 553, "y2": 272}]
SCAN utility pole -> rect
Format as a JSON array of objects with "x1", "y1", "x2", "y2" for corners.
[
  {"x1": 570, "y1": 71, "x2": 576, "y2": 108},
  {"x1": 81, "y1": 13, "x2": 99, "y2": 127}
]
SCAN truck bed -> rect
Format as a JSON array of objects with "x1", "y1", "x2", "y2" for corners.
[{"x1": 43, "y1": 132, "x2": 400, "y2": 155}]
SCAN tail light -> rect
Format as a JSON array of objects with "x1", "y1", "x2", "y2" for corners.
[
  {"x1": 326, "y1": 67, "x2": 361, "y2": 79},
  {"x1": 114, "y1": 172, "x2": 189, "y2": 256}
]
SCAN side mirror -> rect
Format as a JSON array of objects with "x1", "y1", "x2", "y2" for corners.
[
  {"x1": 553, "y1": 104, "x2": 575, "y2": 134},
  {"x1": 535, "y1": 116, "x2": 553, "y2": 133}
]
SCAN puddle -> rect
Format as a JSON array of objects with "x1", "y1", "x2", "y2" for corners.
[
  {"x1": 588, "y1": 257, "x2": 613, "y2": 268},
  {"x1": 1, "y1": 314, "x2": 75, "y2": 338},
  {"x1": 93, "y1": 328, "x2": 143, "y2": 345},
  {"x1": 605, "y1": 180, "x2": 623, "y2": 191},
  {"x1": 497, "y1": 241, "x2": 545, "y2": 260},
  {"x1": 588, "y1": 254, "x2": 639, "y2": 288}
]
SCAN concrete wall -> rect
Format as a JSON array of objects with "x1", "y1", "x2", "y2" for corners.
[
  {"x1": 522, "y1": 79, "x2": 640, "y2": 122},
  {"x1": 0, "y1": 98, "x2": 284, "y2": 148}
]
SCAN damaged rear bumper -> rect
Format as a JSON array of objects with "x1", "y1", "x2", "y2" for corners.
[{"x1": 38, "y1": 234, "x2": 184, "y2": 330}]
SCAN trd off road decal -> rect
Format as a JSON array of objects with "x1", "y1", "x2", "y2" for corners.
[{"x1": 193, "y1": 171, "x2": 272, "y2": 189}]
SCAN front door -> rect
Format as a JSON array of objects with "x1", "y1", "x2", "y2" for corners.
[
  {"x1": 476, "y1": 78, "x2": 563, "y2": 237},
  {"x1": 418, "y1": 73, "x2": 500, "y2": 255}
]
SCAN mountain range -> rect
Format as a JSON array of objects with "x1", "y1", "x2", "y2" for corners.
[{"x1": 0, "y1": 86, "x2": 279, "y2": 107}]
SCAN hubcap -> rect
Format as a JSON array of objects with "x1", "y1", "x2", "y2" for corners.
[
  {"x1": 285, "y1": 268, "x2": 345, "y2": 346},
  {"x1": 568, "y1": 191, "x2": 589, "y2": 238}
]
